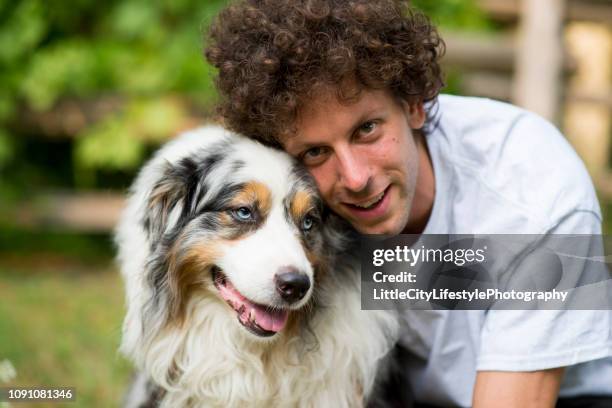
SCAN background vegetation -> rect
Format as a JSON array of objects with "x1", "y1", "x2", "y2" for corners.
[{"x1": 0, "y1": 0, "x2": 488, "y2": 196}]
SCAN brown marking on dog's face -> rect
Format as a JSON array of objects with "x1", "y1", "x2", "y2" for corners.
[
  {"x1": 290, "y1": 190, "x2": 315, "y2": 221},
  {"x1": 289, "y1": 188, "x2": 325, "y2": 276},
  {"x1": 212, "y1": 181, "x2": 275, "y2": 240},
  {"x1": 165, "y1": 239, "x2": 222, "y2": 325},
  {"x1": 218, "y1": 211, "x2": 233, "y2": 226},
  {"x1": 305, "y1": 249, "x2": 322, "y2": 275},
  {"x1": 230, "y1": 181, "x2": 272, "y2": 218}
]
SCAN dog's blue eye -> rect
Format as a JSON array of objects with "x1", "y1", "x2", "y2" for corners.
[
  {"x1": 234, "y1": 207, "x2": 253, "y2": 220},
  {"x1": 302, "y1": 215, "x2": 314, "y2": 231}
]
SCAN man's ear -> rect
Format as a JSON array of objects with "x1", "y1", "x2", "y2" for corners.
[{"x1": 402, "y1": 102, "x2": 426, "y2": 130}]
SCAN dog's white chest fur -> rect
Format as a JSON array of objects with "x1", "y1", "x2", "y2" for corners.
[{"x1": 140, "y1": 280, "x2": 395, "y2": 407}]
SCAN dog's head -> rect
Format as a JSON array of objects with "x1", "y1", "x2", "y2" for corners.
[{"x1": 119, "y1": 126, "x2": 349, "y2": 343}]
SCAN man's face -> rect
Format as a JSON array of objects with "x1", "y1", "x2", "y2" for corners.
[{"x1": 283, "y1": 88, "x2": 425, "y2": 235}]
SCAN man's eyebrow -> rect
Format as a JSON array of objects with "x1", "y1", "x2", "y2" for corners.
[
  {"x1": 347, "y1": 107, "x2": 384, "y2": 134},
  {"x1": 289, "y1": 141, "x2": 320, "y2": 157},
  {"x1": 354, "y1": 107, "x2": 383, "y2": 124},
  {"x1": 283, "y1": 139, "x2": 308, "y2": 156},
  {"x1": 291, "y1": 106, "x2": 384, "y2": 153}
]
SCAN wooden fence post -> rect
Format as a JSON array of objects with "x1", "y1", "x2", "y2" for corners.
[
  {"x1": 563, "y1": 23, "x2": 612, "y2": 180},
  {"x1": 513, "y1": 0, "x2": 566, "y2": 123}
]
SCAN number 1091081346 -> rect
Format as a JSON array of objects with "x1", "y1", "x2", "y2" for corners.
[{"x1": 1, "y1": 387, "x2": 75, "y2": 402}]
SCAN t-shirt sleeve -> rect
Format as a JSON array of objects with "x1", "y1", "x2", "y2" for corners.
[{"x1": 476, "y1": 210, "x2": 612, "y2": 371}]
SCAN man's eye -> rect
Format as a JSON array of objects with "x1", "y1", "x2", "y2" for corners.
[
  {"x1": 359, "y1": 121, "x2": 377, "y2": 134},
  {"x1": 304, "y1": 146, "x2": 324, "y2": 158},
  {"x1": 301, "y1": 146, "x2": 330, "y2": 165}
]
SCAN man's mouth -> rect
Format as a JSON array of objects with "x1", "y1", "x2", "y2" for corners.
[
  {"x1": 343, "y1": 186, "x2": 391, "y2": 218},
  {"x1": 351, "y1": 190, "x2": 386, "y2": 209},
  {"x1": 212, "y1": 267, "x2": 289, "y2": 337}
]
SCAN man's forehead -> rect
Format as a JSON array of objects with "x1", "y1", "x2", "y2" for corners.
[{"x1": 299, "y1": 85, "x2": 391, "y2": 117}]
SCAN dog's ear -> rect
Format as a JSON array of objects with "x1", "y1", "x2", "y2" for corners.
[{"x1": 144, "y1": 158, "x2": 197, "y2": 245}]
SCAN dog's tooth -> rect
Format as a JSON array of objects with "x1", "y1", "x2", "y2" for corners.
[{"x1": 249, "y1": 309, "x2": 255, "y2": 322}]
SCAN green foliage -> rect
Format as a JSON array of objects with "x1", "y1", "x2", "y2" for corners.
[
  {"x1": 0, "y1": 0, "x2": 47, "y2": 65},
  {"x1": 21, "y1": 40, "x2": 99, "y2": 111},
  {"x1": 0, "y1": 0, "x2": 489, "y2": 180},
  {"x1": 1, "y1": 0, "x2": 227, "y2": 176},
  {"x1": 0, "y1": 228, "x2": 114, "y2": 260},
  {"x1": 74, "y1": 97, "x2": 186, "y2": 175},
  {"x1": 411, "y1": 0, "x2": 493, "y2": 31},
  {"x1": 0, "y1": 129, "x2": 13, "y2": 167},
  {"x1": 75, "y1": 116, "x2": 145, "y2": 172}
]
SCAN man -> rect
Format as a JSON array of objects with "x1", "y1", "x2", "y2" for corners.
[{"x1": 205, "y1": 0, "x2": 612, "y2": 406}]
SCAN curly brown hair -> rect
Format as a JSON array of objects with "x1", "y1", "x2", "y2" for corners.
[{"x1": 205, "y1": 0, "x2": 445, "y2": 145}]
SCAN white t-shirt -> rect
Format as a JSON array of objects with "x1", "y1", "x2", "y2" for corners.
[{"x1": 400, "y1": 95, "x2": 612, "y2": 407}]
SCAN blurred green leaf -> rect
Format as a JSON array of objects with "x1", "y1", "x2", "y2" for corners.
[
  {"x1": 21, "y1": 41, "x2": 97, "y2": 110},
  {"x1": 0, "y1": 90, "x2": 15, "y2": 122},
  {"x1": 127, "y1": 97, "x2": 186, "y2": 142},
  {"x1": 111, "y1": 0, "x2": 160, "y2": 40},
  {"x1": 75, "y1": 117, "x2": 144, "y2": 171},
  {"x1": 2, "y1": 0, "x2": 493, "y2": 188},
  {"x1": 412, "y1": 0, "x2": 493, "y2": 31},
  {"x1": 0, "y1": 128, "x2": 14, "y2": 167},
  {"x1": 0, "y1": 0, "x2": 47, "y2": 64}
]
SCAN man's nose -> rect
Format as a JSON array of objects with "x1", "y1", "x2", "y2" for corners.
[{"x1": 336, "y1": 148, "x2": 370, "y2": 192}]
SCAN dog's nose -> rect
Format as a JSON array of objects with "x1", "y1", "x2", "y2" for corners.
[{"x1": 275, "y1": 268, "x2": 310, "y2": 303}]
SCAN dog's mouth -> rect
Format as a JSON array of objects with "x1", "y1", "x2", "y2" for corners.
[{"x1": 212, "y1": 267, "x2": 289, "y2": 338}]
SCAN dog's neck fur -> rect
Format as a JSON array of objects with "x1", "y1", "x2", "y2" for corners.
[{"x1": 124, "y1": 276, "x2": 396, "y2": 408}]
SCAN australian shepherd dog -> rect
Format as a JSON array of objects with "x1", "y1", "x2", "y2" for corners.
[{"x1": 115, "y1": 126, "x2": 399, "y2": 407}]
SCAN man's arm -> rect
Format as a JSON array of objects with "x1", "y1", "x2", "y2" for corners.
[{"x1": 473, "y1": 368, "x2": 565, "y2": 408}]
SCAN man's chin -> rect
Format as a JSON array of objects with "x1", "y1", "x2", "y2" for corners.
[{"x1": 347, "y1": 217, "x2": 405, "y2": 236}]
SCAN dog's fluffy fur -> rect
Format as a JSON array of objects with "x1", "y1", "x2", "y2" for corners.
[{"x1": 116, "y1": 126, "x2": 398, "y2": 407}]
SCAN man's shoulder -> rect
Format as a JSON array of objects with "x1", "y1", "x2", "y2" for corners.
[
  {"x1": 434, "y1": 95, "x2": 547, "y2": 168},
  {"x1": 435, "y1": 94, "x2": 554, "y2": 153},
  {"x1": 430, "y1": 95, "x2": 601, "y2": 232},
  {"x1": 437, "y1": 94, "x2": 524, "y2": 122}
]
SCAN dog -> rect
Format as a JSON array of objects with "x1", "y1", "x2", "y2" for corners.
[{"x1": 115, "y1": 125, "x2": 399, "y2": 407}]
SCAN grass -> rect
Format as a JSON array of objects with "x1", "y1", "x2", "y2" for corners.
[{"x1": 0, "y1": 258, "x2": 132, "y2": 408}]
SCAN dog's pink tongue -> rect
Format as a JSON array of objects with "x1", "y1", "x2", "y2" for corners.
[
  {"x1": 218, "y1": 279, "x2": 289, "y2": 333},
  {"x1": 252, "y1": 303, "x2": 289, "y2": 332}
]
